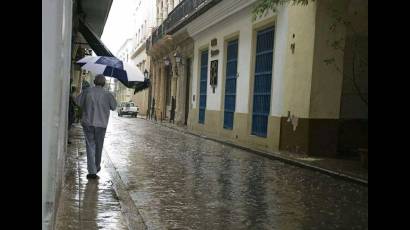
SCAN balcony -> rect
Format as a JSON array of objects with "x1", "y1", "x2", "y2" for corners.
[{"x1": 147, "y1": 0, "x2": 222, "y2": 50}]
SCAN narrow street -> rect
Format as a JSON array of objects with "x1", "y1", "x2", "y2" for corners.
[
  {"x1": 43, "y1": 1, "x2": 368, "y2": 229},
  {"x1": 103, "y1": 113, "x2": 368, "y2": 230}
]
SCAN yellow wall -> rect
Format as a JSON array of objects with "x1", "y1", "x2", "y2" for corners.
[
  {"x1": 282, "y1": 3, "x2": 317, "y2": 118},
  {"x1": 186, "y1": 1, "x2": 357, "y2": 155},
  {"x1": 309, "y1": 0, "x2": 349, "y2": 119},
  {"x1": 131, "y1": 89, "x2": 149, "y2": 115}
]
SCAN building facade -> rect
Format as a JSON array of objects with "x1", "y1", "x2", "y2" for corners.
[
  {"x1": 115, "y1": 39, "x2": 135, "y2": 103},
  {"x1": 147, "y1": 0, "x2": 368, "y2": 157},
  {"x1": 156, "y1": 0, "x2": 183, "y2": 26},
  {"x1": 146, "y1": 0, "x2": 201, "y2": 124},
  {"x1": 128, "y1": 0, "x2": 157, "y2": 115}
]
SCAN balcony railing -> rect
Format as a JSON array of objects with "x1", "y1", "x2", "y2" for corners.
[{"x1": 147, "y1": 0, "x2": 222, "y2": 49}]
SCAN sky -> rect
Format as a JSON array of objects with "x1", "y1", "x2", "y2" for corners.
[{"x1": 101, "y1": 0, "x2": 134, "y2": 56}]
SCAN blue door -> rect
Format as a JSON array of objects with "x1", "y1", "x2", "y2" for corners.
[
  {"x1": 198, "y1": 50, "x2": 208, "y2": 124},
  {"x1": 252, "y1": 27, "x2": 274, "y2": 137},
  {"x1": 223, "y1": 39, "x2": 238, "y2": 129}
]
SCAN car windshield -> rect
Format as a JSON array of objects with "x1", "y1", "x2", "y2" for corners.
[{"x1": 125, "y1": 102, "x2": 134, "y2": 107}]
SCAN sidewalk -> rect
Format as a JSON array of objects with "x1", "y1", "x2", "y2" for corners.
[
  {"x1": 55, "y1": 124, "x2": 129, "y2": 230},
  {"x1": 143, "y1": 117, "x2": 368, "y2": 185}
]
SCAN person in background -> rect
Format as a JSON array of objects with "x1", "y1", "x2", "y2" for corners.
[
  {"x1": 170, "y1": 96, "x2": 176, "y2": 124},
  {"x1": 75, "y1": 80, "x2": 90, "y2": 123},
  {"x1": 68, "y1": 84, "x2": 76, "y2": 144},
  {"x1": 76, "y1": 75, "x2": 117, "y2": 179},
  {"x1": 151, "y1": 98, "x2": 156, "y2": 120}
]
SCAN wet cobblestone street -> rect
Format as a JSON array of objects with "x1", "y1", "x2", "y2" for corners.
[
  {"x1": 104, "y1": 114, "x2": 368, "y2": 230},
  {"x1": 55, "y1": 125, "x2": 128, "y2": 230}
]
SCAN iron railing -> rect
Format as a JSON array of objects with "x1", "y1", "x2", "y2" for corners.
[{"x1": 148, "y1": 0, "x2": 222, "y2": 48}]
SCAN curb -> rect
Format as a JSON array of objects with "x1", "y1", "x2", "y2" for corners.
[{"x1": 146, "y1": 119, "x2": 368, "y2": 187}]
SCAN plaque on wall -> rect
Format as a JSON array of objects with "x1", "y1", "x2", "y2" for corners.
[
  {"x1": 210, "y1": 60, "x2": 218, "y2": 93},
  {"x1": 211, "y1": 38, "x2": 217, "y2": 46}
]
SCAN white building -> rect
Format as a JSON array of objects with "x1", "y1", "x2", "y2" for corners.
[
  {"x1": 129, "y1": 0, "x2": 157, "y2": 115},
  {"x1": 132, "y1": 0, "x2": 157, "y2": 55},
  {"x1": 42, "y1": 0, "x2": 113, "y2": 228},
  {"x1": 156, "y1": 0, "x2": 182, "y2": 26},
  {"x1": 115, "y1": 38, "x2": 134, "y2": 103}
]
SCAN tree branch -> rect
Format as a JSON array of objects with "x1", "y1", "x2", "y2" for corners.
[
  {"x1": 351, "y1": 53, "x2": 368, "y2": 106},
  {"x1": 329, "y1": 56, "x2": 368, "y2": 107}
]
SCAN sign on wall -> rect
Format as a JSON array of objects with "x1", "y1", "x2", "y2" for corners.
[
  {"x1": 210, "y1": 60, "x2": 218, "y2": 93},
  {"x1": 211, "y1": 38, "x2": 217, "y2": 46}
]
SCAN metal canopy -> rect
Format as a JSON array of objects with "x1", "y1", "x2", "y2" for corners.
[{"x1": 78, "y1": 19, "x2": 114, "y2": 57}]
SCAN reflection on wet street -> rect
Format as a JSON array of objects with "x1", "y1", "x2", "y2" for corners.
[
  {"x1": 105, "y1": 115, "x2": 368, "y2": 230},
  {"x1": 55, "y1": 126, "x2": 128, "y2": 230}
]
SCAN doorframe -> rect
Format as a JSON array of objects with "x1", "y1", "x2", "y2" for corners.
[
  {"x1": 248, "y1": 18, "x2": 276, "y2": 138},
  {"x1": 184, "y1": 58, "x2": 192, "y2": 125},
  {"x1": 221, "y1": 33, "x2": 240, "y2": 130}
]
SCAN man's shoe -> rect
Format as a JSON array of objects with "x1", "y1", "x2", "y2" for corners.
[{"x1": 86, "y1": 174, "x2": 98, "y2": 179}]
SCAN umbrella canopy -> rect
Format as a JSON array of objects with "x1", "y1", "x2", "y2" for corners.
[
  {"x1": 134, "y1": 78, "x2": 150, "y2": 94},
  {"x1": 77, "y1": 56, "x2": 145, "y2": 87}
]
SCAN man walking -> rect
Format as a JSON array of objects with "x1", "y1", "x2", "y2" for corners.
[{"x1": 77, "y1": 75, "x2": 117, "y2": 179}]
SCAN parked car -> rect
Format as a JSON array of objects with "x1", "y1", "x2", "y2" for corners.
[{"x1": 118, "y1": 102, "x2": 139, "y2": 117}]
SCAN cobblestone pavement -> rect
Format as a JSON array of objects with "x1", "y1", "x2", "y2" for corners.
[
  {"x1": 55, "y1": 124, "x2": 129, "y2": 230},
  {"x1": 104, "y1": 114, "x2": 368, "y2": 230}
]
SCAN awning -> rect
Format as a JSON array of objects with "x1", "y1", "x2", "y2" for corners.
[
  {"x1": 78, "y1": 19, "x2": 150, "y2": 91},
  {"x1": 78, "y1": 19, "x2": 114, "y2": 57}
]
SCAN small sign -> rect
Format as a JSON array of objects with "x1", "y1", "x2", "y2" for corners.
[
  {"x1": 210, "y1": 60, "x2": 218, "y2": 93},
  {"x1": 211, "y1": 38, "x2": 217, "y2": 46},
  {"x1": 211, "y1": 49, "x2": 219, "y2": 57}
]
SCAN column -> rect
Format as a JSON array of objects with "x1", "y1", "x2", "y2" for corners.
[
  {"x1": 175, "y1": 57, "x2": 186, "y2": 125},
  {"x1": 160, "y1": 65, "x2": 167, "y2": 119},
  {"x1": 152, "y1": 62, "x2": 155, "y2": 101},
  {"x1": 163, "y1": 0, "x2": 168, "y2": 19},
  {"x1": 151, "y1": 62, "x2": 156, "y2": 101},
  {"x1": 174, "y1": 0, "x2": 180, "y2": 8},
  {"x1": 171, "y1": 59, "x2": 178, "y2": 98},
  {"x1": 169, "y1": 0, "x2": 174, "y2": 11},
  {"x1": 155, "y1": 62, "x2": 162, "y2": 117}
]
